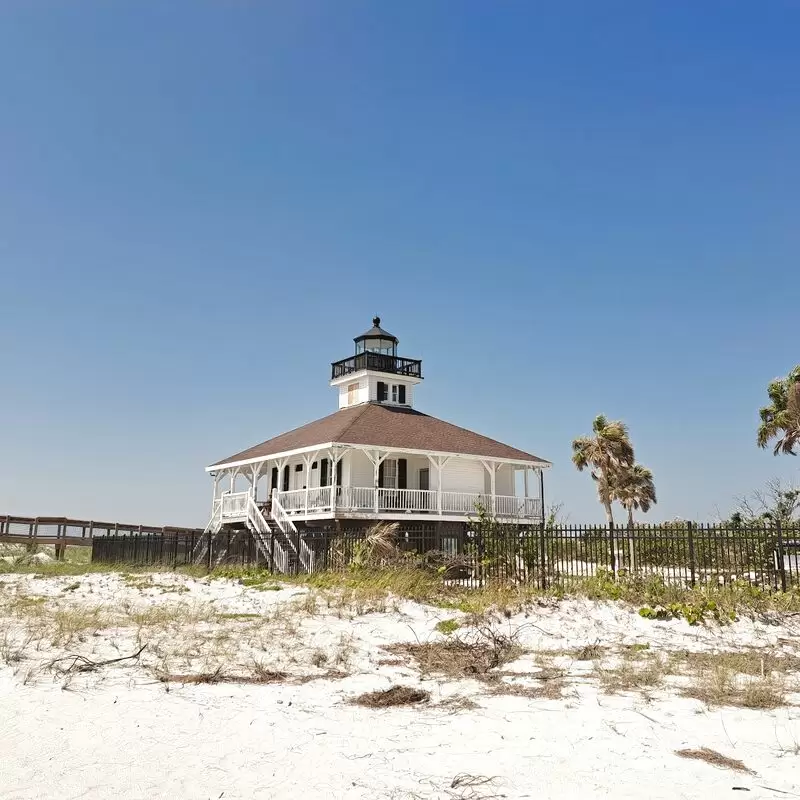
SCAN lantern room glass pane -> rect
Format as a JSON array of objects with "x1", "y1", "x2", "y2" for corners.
[{"x1": 361, "y1": 337, "x2": 396, "y2": 356}]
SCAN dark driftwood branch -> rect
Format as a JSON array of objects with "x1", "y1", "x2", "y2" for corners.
[{"x1": 48, "y1": 644, "x2": 147, "y2": 675}]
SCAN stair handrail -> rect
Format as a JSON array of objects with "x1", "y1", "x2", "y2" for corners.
[
  {"x1": 245, "y1": 495, "x2": 291, "y2": 573},
  {"x1": 193, "y1": 499, "x2": 223, "y2": 562},
  {"x1": 271, "y1": 491, "x2": 315, "y2": 573},
  {"x1": 270, "y1": 491, "x2": 298, "y2": 535}
]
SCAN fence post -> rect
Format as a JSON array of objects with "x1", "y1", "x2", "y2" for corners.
[
  {"x1": 627, "y1": 524, "x2": 636, "y2": 574},
  {"x1": 687, "y1": 521, "x2": 696, "y2": 588},
  {"x1": 609, "y1": 520, "x2": 616, "y2": 578},
  {"x1": 207, "y1": 529, "x2": 213, "y2": 571},
  {"x1": 538, "y1": 520, "x2": 547, "y2": 590},
  {"x1": 775, "y1": 517, "x2": 787, "y2": 593}
]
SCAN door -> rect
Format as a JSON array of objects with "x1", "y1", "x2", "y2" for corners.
[
  {"x1": 291, "y1": 464, "x2": 304, "y2": 491},
  {"x1": 419, "y1": 468, "x2": 430, "y2": 511}
]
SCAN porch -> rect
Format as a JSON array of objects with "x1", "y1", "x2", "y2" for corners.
[
  {"x1": 208, "y1": 444, "x2": 546, "y2": 525},
  {"x1": 274, "y1": 486, "x2": 542, "y2": 522}
]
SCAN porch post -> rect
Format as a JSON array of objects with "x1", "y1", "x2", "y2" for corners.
[
  {"x1": 210, "y1": 472, "x2": 220, "y2": 515},
  {"x1": 523, "y1": 468, "x2": 529, "y2": 499},
  {"x1": 250, "y1": 463, "x2": 261, "y2": 501},
  {"x1": 427, "y1": 455, "x2": 448, "y2": 516},
  {"x1": 367, "y1": 449, "x2": 389, "y2": 513},
  {"x1": 329, "y1": 447, "x2": 343, "y2": 513},
  {"x1": 273, "y1": 458, "x2": 288, "y2": 510},
  {"x1": 539, "y1": 468, "x2": 545, "y2": 523},
  {"x1": 480, "y1": 460, "x2": 497, "y2": 516},
  {"x1": 302, "y1": 450, "x2": 321, "y2": 514}
]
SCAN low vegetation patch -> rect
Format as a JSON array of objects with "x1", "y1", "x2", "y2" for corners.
[
  {"x1": 350, "y1": 685, "x2": 430, "y2": 708},
  {"x1": 434, "y1": 618, "x2": 461, "y2": 635}
]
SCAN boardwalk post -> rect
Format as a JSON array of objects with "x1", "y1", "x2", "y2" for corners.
[{"x1": 56, "y1": 522, "x2": 65, "y2": 561}]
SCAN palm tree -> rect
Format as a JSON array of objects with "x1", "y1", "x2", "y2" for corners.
[
  {"x1": 615, "y1": 463, "x2": 657, "y2": 528},
  {"x1": 758, "y1": 366, "x2": 800, "y2": 456},
  {"x1": 572, "y1": 415, "x2": 634, "y2": 526}
]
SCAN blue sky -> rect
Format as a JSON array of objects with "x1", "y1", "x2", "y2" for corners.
[{"x1": 1, "y1": 2, "x2": 798, "y2": 526}]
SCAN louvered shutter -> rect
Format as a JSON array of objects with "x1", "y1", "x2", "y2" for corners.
[
  {"x1": 377, "y1": 381, "x2": 387, "y2": 401},
  {"x1": 378, "y1": 461, "x2": 385, "y2": 488},
  {"x1": 320, "y1": 458, "x2": 329, "y2": 487},
  {"x1": 398, "y1": 458, "x2": 407, "y2": 489},
  {"x1": 398, "y1": 385, "x2": 406, "y2": 404}
]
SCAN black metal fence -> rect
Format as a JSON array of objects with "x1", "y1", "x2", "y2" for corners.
[{"x1": 91, "y1": 521, "x2": 800, "y2": 591}]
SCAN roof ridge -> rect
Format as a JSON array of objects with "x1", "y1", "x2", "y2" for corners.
[{"x1": 333, "y1": 402, "x2": 374, "y2": 443}]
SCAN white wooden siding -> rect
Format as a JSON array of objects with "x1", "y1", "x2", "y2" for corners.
[
  {"x1": 338, "y1": 379, "x2": 369, "y2": 409},
  {"x1": 441, "y1": 459, "x2": 485, "y2": 493},
  {"x1": 495, "y1": 465, "x2": 514, "y2": 496},
  {"x1": 348, "y1": 450, "x2": 374, "y2": 487}
]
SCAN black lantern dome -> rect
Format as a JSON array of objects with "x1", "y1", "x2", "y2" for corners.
[
  {"x1": 354, "y1": 316, "x2": 398, "y2": 357},
  {"x1": 331, "y1": 316, "x2": 422, "y2": 381}
]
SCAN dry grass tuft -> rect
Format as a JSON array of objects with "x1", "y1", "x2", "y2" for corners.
[
  {"x1": 158, "y1": 666, "x2": 288, "y2": 685},
  {"x1": 596, "y1": 652, "x2": 665, "y2": 695},
  {"x1": 680, "y1": 664, "x2": 787, "y2": 710},
  {"x1": 492, "y1": 679, "x2": 565, "y2": 700},
  {"x1": 350, "y1": 685, "x2": 430, "y2": 708},
  {"x1": 576, "y1": 643, "x2": 605, "y2": 660},
  {"x1": 390, "y1": 624, "x2": 522, "y2": 681},
  {"x1": 437, "y1": 694, "x2": 480, "y2": 712},
  {"x1": 675, "y1": 747, "x2": 754, "y2": 774}
]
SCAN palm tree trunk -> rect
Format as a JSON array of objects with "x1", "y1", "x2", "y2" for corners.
[{"x1": 604, "y1": 501, "x2": 614, "y2": 528}]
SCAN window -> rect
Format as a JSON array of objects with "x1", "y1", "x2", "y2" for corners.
[
  {"x1": 382, "y1": 459, "x2": 397, "y2": 489},
  {"x1": 391, "y1": 385, "x2": 398, "y2": 403},
  {"x1": 347, "y1": 383, "x2": 358, "y2": 405}
]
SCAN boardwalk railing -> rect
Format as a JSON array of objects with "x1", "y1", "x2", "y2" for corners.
[
  {"x1": 1, "y1": 514, "x2": 203, "y2": 559},
  {"x1": 88, "y1": 520, "x2": 800, "y2": 590}
]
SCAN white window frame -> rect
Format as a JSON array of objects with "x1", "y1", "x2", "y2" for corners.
[
  {"x1": 382, "y1": 459, "x2": 398, "y2": 489},
  {"x1": 391, "y1": 384, "x2": 398, "y2": 403}
]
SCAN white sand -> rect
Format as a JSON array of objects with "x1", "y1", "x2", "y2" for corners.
[{"x1": 1, "y1": 571, "x2": 799, "y2": 799}]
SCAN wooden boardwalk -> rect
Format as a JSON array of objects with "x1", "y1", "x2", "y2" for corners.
[{"x1": 0, "y1": 514, "x2": 204, "y2": 559}]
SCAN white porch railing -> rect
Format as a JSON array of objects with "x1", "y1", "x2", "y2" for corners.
[
  {"x1": 307, "y1": 486, "x2": 333, "y2": 511},
  {"x1": 378, "y1": 488, "x2": 434, "y2": 512},
  {"x1": 441, "y1": 491, "x2": 489, "y2": 515},
  {"x1": 220, "y1": 492, "x2": 249, "y2": 521},
  {"x1": 279, "y1": 488, "x2": 307, "y2": 514},
  {"x1": 274, "y1": 488, "x2": 542, "y2": 520},
  {"x1": 339, "y1": 486, "x2": 375, "y2": 511}
]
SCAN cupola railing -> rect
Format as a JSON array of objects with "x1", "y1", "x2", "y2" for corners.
[{"x1": 331, "y1": 352, "x2": 422, "y2": 380}]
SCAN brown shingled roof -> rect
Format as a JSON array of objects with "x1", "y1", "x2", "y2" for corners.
[{"x1": 209, "y1": 403, "x2": 549, "y2": 468}]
